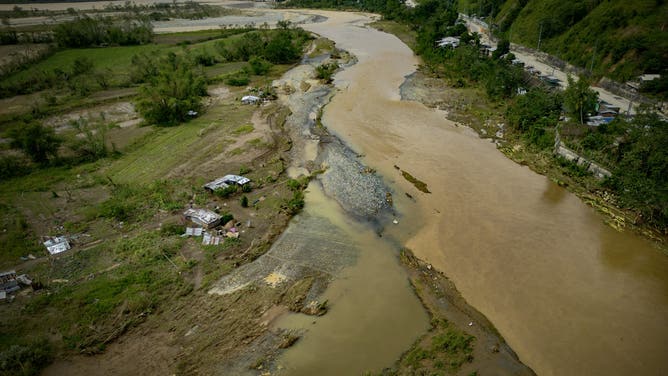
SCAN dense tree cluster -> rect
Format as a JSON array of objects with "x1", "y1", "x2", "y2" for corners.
[
  {"x1": 54, "y1": 15, "x2": 153, "y2": 48},
  {"x1": 215, "y1": 23, "x2": 310, "y2": 64},
  {"x1": 134, "y1": 52, "x2": 207, "y2": 126}
]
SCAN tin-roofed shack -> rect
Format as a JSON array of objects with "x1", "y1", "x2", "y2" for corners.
[
  {"x1": 1, "y1": 271, "x2": 19, "y2": 295},
  {"x1": 203, "y1": 175, "x2": 251, "y2": 192},
  {"x1": 43, "y1": 236, "x2": 71, "y2": 255},
  {"x1": 183, "y1": 208, "x2": 222, "y2": 229}
]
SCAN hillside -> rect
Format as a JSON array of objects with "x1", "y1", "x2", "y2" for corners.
[{"x1": 459, "y1": 0, "x2": 668, "y2": 82}]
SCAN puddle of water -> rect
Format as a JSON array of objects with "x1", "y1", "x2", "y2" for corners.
[{"x1": 274, "y1": 182, "x2": 429, "y2": 376}]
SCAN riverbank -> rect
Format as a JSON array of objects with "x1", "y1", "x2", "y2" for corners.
[
  {"x1": 303, "y1": 10, "x2": 668, "y2": 375},
  {"x1": 398, "y1": 64, "x2": 667, "y2": 251}
]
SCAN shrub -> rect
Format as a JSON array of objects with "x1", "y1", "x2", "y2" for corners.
[
  {"x1": 0, "y1": 339, "x2": 53, "y2": 376},
  {"x1": 248, "y1": 56, "x2": 272, "y2": 75},
  {"x1": 193, "y1": 52, "x2": 217, "y2": 66},
  {"x1": 54, "y1": 15, "x2": 153, "y2": 48},
  {"x1": 240, "y1": 195, "x2": 249, "y2": 207},
  {"x1": 0, "y1": 154, "x2": 31, "y2": 180},
  {"x1": 160, "y1": 223, "x2": 185, "y2": 236},
  {"x1": 220, "y1": 213, "x2": 234, "y2": 225},
  {"x1": 72, "y1": 56, "x2": 94, "y2": 75},
  {"x1": 135, "y1": 52, "x2": 207, "y2": 126},
  {"x1": 225, "y1": 72, "x2": 250, "y2": 86},
  {"x1": 214, "y1": 185, "x2": 238, "y2": 198},
  {"x1": 315, "y1": 62, "x2": 338, "y2": 83},
  {"x1": 8, "y1": 122, "x2": 61, "y2": 164}
]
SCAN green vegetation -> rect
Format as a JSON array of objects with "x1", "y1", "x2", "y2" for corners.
[
  {"x1": 8, "y1": 121, "x2": 61, "y2": 164},
  {"x1": 295, "y1": 0, "x2": 665, "y2": 231},
  {"x1": 0, "y1": 20, "x2": 312, "y2": 372},
  {"x1": 215, "y1": 23, "x2": 311, "y2": 65},
  {"x1": 315, "y1": 62, "x2": 338, "y2": 83},
  {"x1": 506, "y1": 87, "x2": 561, "y2": 149},
  {"x1": 403, "y1": 319, "x2": 474, "y2": 372},
  {"x1": 0, "y1": 339, "x2": 53, "y2": 376},
  {"x1": 604, "y1": 113, "x2": 668, "y2": 226},
  {"x1": 563, "y1": 75, "x2": 598, "y2": 124},
  {"x1": 53, "y1": 15, "x2": 153, "y2": 48},
  {"x1": 463, "y1": 0, "x2": 668, "y2": 83},
  {"x1": 400, "y1": 169, "x2": 430, "y2": 194},
  {"x1": 284, "y1": 177, "x2": 309, "y2": 215},
  {"x1": 135, "y1": 52, "x2": 207, "y2": 126}
]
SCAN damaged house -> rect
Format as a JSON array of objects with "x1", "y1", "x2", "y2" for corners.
[
  {"x1": 203, "y1": 175, "x2": 251, "y2": 192},
  {"x1": 183, "y1": 208, "x2": 222, "y2": 229},
  {"x1": 43, "y1": 236, "x2": 71, "y2": 255}
]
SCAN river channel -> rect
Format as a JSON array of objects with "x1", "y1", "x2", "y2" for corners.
[
  {"x1": 293, "y1": 9, "x2": 668, "y2": 376},
  {"x1": 7, "y1": 1, "x2": 667, "y2": 373}
]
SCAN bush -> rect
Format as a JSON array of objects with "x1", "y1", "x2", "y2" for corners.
[
  {"x1": 315, "y1": 62, "x2": 338, "y2": 83},
  {"x1": 214, "y1": 185, "x2": 238, "y2": 198},
  {"x1": 72, "y1": 56, "x2": 94, "y2": 75},
  {"x1": 248, "y1": 56, "x2": 272, "y2": 75},
  {"x1": 225, "y1": 72, "x2": 250, "y2": 86},
  {"x1": 0, "y1": 154, "x2": 31, "y2": 180},
  {"x1": 0, "y1": 339, "x2": 53, "y2": 376},
  {"x1": 135, "y1": 52, "x2": 207, "y2": 126},
  {"x1": 97, "y1": 186, "x2": 139, "y2": 221},
  {"x1": 220, "y1": 213, "x2": 234, "y2": 225},
  {"x1": 54, "y1": 15, "x2": 153, "y2": 47},
  {"x1": 193, "y1": 52, "x2": 217, "y2": 66},
  {"x1": 160, "y1": 223, "x2": 185, "y2": 236},
  {"x1": 240, "y1": 195, "x2": 249, "y2": 207},
  {"x1": 8, "y1": 122, "x2": 61, "y2": 164}
]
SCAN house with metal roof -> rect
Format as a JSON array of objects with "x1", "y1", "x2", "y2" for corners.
[
  {"x1": 183, "y1": 208, "x2": 222, "y2": 229},
  {"x1": 43, "y1": 236, "x2": 71, "y2": 255},
  {"x1": 203, "y1": 175, "x2": 251, "y2": 192}
]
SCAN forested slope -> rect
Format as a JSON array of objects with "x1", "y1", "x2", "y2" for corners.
[{"x1": 460, "y1": 0, "x2": 668, "y2": 82}]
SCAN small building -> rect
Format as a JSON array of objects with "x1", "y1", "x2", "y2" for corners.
[
  {"x1": 597, "y1": 109, "x2": 618, "y2": 118},
  {"x1": 43, "y1": 236, "x2": 71, "y2": 255},
  {"x1": 541, "y1": 75, "x2": 561, "y2": 87},
  {"x1": 183, "y1": 208, "x2": 222, "y2": 229},
  {"x1": 437, "y1": 36, "x2": 460, "y2": 48},
  {"x1": 0, "y1": 271, "x2": 19, "y2": 295},
  {"x1": 586, "y1": 116, "x2": 614, "y2": 127},
  {"x1": 241, "y1": 95, "x2": 261, "y2": 105},
  {"x1": 203, "y1": 175, "x2": 251, "y2": 192}
]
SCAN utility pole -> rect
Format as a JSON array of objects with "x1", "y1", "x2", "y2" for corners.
[
  {"x1": 537, "y1": 22, "x2": 543, "y2": 51},
  {"x1": 589, "y1": 40, "x2": 598, "y2": 73}
]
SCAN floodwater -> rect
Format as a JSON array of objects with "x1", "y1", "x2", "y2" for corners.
[
  {"x1": 6, "y1": 1, "x2": 667, "y2": 373},
  {"x1": 274, "y1": 183, "x2": 429, "y2": 375},
  {"x1": 298, "y1": 10, "x2": 668, "y2": 376}
]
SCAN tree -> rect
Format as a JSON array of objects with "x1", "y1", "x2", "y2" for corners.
[
  {"x1": 506, "y1": 86, "x2": 563, "y2": 132},
  {"x1": 607, "y1": 113, "x2": 668, "y2": 227},
  {"x1": 68, "y1": 117, "x2": 110, "y2": 161},
  {"x1": 135, "y1": 52, "x2": 207, "y2": 126},
  {"x1": 492, "y1": 39, "x2": 510, "y2": 59},
  {"x1": 8, "y1": 122, "x2": 61, "y2": 164},
  {"x1": 248, "y1": 56, "x2": 272, "y2": 75},
  {"x1": 563, "y1": 75, "x2": 598, "y2": 124}
]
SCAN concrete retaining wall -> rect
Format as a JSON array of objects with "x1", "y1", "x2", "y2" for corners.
[{"x1": 554, "y1": 135, "x2": 612, "y2": 179}]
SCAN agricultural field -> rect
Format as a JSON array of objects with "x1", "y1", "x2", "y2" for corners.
[{"x1": 0, "y1": 14, "x2": 317, "y2": 374}]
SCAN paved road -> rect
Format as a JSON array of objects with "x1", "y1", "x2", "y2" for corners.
[{"x1": 461, "y1": 15, "x2": 637, "y2": 115}]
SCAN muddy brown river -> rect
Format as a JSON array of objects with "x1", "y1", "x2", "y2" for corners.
[
  {"x1": 7, "y1": 1, "x2": 667, "y2": 373},
  {"x1": 296, "y1": 10, "x2": 668, "y2": 376}
]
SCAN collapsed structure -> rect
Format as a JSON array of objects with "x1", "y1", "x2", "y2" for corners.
[
  {"x1": 183, "y1": 208, "x2": 222, "y2": 229},
  {"x1": 203, "y1": 175, "x2": 251, "y2": 192}
]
